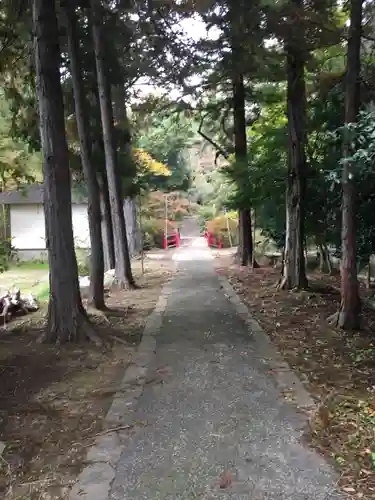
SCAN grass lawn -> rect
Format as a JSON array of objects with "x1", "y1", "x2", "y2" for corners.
[
  {"x1": 0, "y1": 250, "x2": 173, "y2": 303},
  {"x1": 0, "y1": 262, "x2": 49, "y2": 301}
]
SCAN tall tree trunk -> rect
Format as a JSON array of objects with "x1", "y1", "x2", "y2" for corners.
[
  {"x1": 112, "y1": 84, "x2": 140, "y2": 255},
  {"x1": 232, "y1": 72, "x2": 253, "y2": 267},
  {"x1": 238, "y1": 208, "x2": 253, "y2": 266},
  {"x1": 318, "y1": 243, "x2": 332, "y2": 274},
  {"x1": 112, "y1": 84, "x2": 132, "y2": 159},
  {"x1": 32, "y1": 0, "x2": 98, "y2": 344},
  {"x1": 91, "y1": 133, "x2": 115, "y2": 271},
  {"x1": 64, "y1": 0, "x2": 105, "y2": 309},
  {"x1": 98, "y1": 170, "x2": 115, "y2": 270},
  {"x1": 366, "y1": 257, "x2": 371, "y2": 289},
  {"x1": 230, "y1": 0, "x2": 255, "y2": 267},
  {"x1": 90, "y1": 0, "x2": 135, "y2": 288},
  {"x1": 335, "y1": 0, "x2": 362, "y2": 329},
  {"x1": 280, "y1": 0, "x2": 308, "y2": 290}
]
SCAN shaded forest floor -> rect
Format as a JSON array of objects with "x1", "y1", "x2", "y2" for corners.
[
  {"x1": 0, "y1": 257, "x2": 175, "y2": 500},
  {"x1": 215, "y1": 254, "x2": 375, "y2": 500}
]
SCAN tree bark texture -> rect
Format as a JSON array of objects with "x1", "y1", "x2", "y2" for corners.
[
  {"x1": 64, "y1": 0, "x2": 105, "y2": 309},
  {"x1": 280, "y1": 0, "x2": 308, "y2": 290},
  {"x1": 238, "y1": 208, "x2": 253, "y2": 266},
  {"x1": 33, "y1": 0, "x2": 91, "y2": 343},
  {"x1": 112, "y1": 84, "x2": 141, "y2": 255},
  {"x1": 112, "y1": 84, "x2": 132, "y2": 159},
  {"x1": 230, "y1": 0, "x2": 260, "y2": 267},
  {"x1": 337, "y1": 0, "x2": 362, "y2": 329},
  {"x1": 98, "y1": 171, "x2": 115, "y2": 270},
  {"x1": 90, "y1": 0, "x2": 135, "y2": 288},
  {"x1": 232, "y1": 72, "x2": 253, "y2": 267},
  {"x1": 318, "y1": 243, "x2": 332, "y2": 274}
]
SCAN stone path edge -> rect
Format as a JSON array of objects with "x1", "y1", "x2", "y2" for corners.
[
  {"x1": 68, "y1": 278, "x2": 174, "y2": 500},
  {"x1": 217, "y1": 273, "x2": 316, "y2": 412},
  {"x1": 215, "y1": 274, "x2": 351, "y2": 498}
]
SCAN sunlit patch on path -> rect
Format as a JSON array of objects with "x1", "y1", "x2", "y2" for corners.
[{"x1": 172, "y1": 237, "x2": 213, "y2": 261}]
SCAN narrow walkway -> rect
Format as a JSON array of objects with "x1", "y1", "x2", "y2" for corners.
[{"x1": 110, "y1": 238, "x2": 344, "y2": 499}]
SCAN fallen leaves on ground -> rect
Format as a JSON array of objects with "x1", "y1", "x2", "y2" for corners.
[
  {"x1": 219, "y1": 470, "x2": 233, "y2": 489},
  {"x1": 0, "y1": 260, "x2": 175, "y2": 500},
  {"x1": 215, "y1": 256, "x2": 375, "y2": 499}
]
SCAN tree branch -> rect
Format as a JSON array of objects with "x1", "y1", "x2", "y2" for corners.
[{"x1": 198, "y1": 113, "x2": 230, "y2": 160}]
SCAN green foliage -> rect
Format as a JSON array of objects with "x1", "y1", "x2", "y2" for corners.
[
  {"x1": 206, "y1": 213, "x2": 239, "y2": 248},
  {"x1": 132, "y1": 100, "x2": 196, "y2": 192},
  {"x1": 0, "y1": 92, "x2": 42, "y2": 188},
  {"x1": 0, "y1": 239, "x2": 15, "y2": 273},
  {"x1": 197, "y1": 205, "x2": 217, "y2": 232},
  {"x1": 334, "y1": 106, "x2": 375, "y2": 262},
  {"x1": 75, "y1": 248, "x2": 90, "y2": 276},
  {"x1": 141, "y1": 218, "x2": 177, "y2": 250},
  {"x1": 219, "y1": 97, "x2": 287, "y2": 246}
]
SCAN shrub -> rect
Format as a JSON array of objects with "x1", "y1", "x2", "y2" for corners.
[
  {"x1": 0, "y1": 239, "x2": 15, "y2": 272},
  {"x1": 206, "y1": 214, "x2": 238, "y2": 247},
  {"x1": 76, "y1": 248, "x2": 90, "y2": 276},
  {"x1": 141, "y1": 218, "x2": 177, "y2": 249},
  {"x1": 197, "y1": 205, "x2": 217, "y2": 232}
]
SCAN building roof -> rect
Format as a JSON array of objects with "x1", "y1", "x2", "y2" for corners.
[{"x1": 0, "y1": 184, "x2": 89, "y2": 205}]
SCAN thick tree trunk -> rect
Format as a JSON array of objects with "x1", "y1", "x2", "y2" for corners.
[
  {"x1": 90, "y1": 0, "x2": 135, "y2": 288},
  {"x1": 64, "y1": 0, "x2": 105, "y2": 309},
  {"x1": 33, "y1": 0, "x2": 98, "y2": 344},
  {"x1": 335, "y1": 0, "x2": 362, "y2": 329},
  {"x1": 280, "y1": 0, "x2": 308, "y2": 290},
  {"x1": 232, "y1": 73, "x2": 254, "y2": 267},
  {"x1": 238, "y1": 208, "x2": 255, "y2": 266}
]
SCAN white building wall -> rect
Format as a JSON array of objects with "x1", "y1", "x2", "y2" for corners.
[
  {"x1": 10, "y1": 203, "x2": 90, "y2": 253},
  {"x1": 9, "y1": 201, "x2": 139, "y2": 265},
  {"x1": 71, "y1": 204, "x2": 90, "y2": 248},
  {"x1": 11, "y1": 204, "x2": 46, "y2": 250}
]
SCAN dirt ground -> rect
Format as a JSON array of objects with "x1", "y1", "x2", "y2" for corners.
[
  {"x1": 215, "y1": 254, "x2": 375, "y2": 500},
  {"x1": 0, "y1": 257, "x2": 175, "y2": 499}
]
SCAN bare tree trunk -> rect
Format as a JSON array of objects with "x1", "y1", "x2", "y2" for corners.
[
  {"x1": 112, "y1": 84, "x2": 140, "y2": 255},
  {"x1": 98, "y1": 171, "x2": 115, "y2": 270},
  {"x1": 90, "y1": 0, "x2": 135, "y2": 288},
  {"x1": 318, "y1": 243, "x2": 332, "y2": 274},
  {"x1": 335, "y1": 0, "x2": 362, "y2": 329},
  {"x1": 280, "y1": 0, "x2": 308, "y2": 290},
  {"x1": 366, "y1": 257, "x2": 371, "y2": 289},
  {"x1": 112, "y1": 84, "x2": 132, "y2": 158},
  {"x1": 230, "y1": 0, "x2": 254, "y2": 267},
  {"x1": 33, "y1": 0, "x2": 99, "y2": 344},
  {"x1": 64, "y1": 0, "x2": 105, "y2": 309},
  {"x1": 233, "y1": 75, "x2": 254, "y2": 267}
]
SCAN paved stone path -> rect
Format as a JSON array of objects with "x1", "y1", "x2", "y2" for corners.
[{"x1": 109, "y1": 233, "x2": 344, "y2": 499}]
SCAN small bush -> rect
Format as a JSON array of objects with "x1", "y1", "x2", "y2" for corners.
[
  {"x1": 142, "y1": 218, "x2": 177, "y2": 249},
  {"x1": 76, "y1": 249, "x2": 90, "y2": 276},
  {"x1": 197, "y1": 206, "x2": 217, "y2": 232},
  {"x1": 0, "y1": 239, "x2": 15, "y2": 273},
  {"x1": 206, "y1": 214, "x2": 238, "y2": 248}
]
